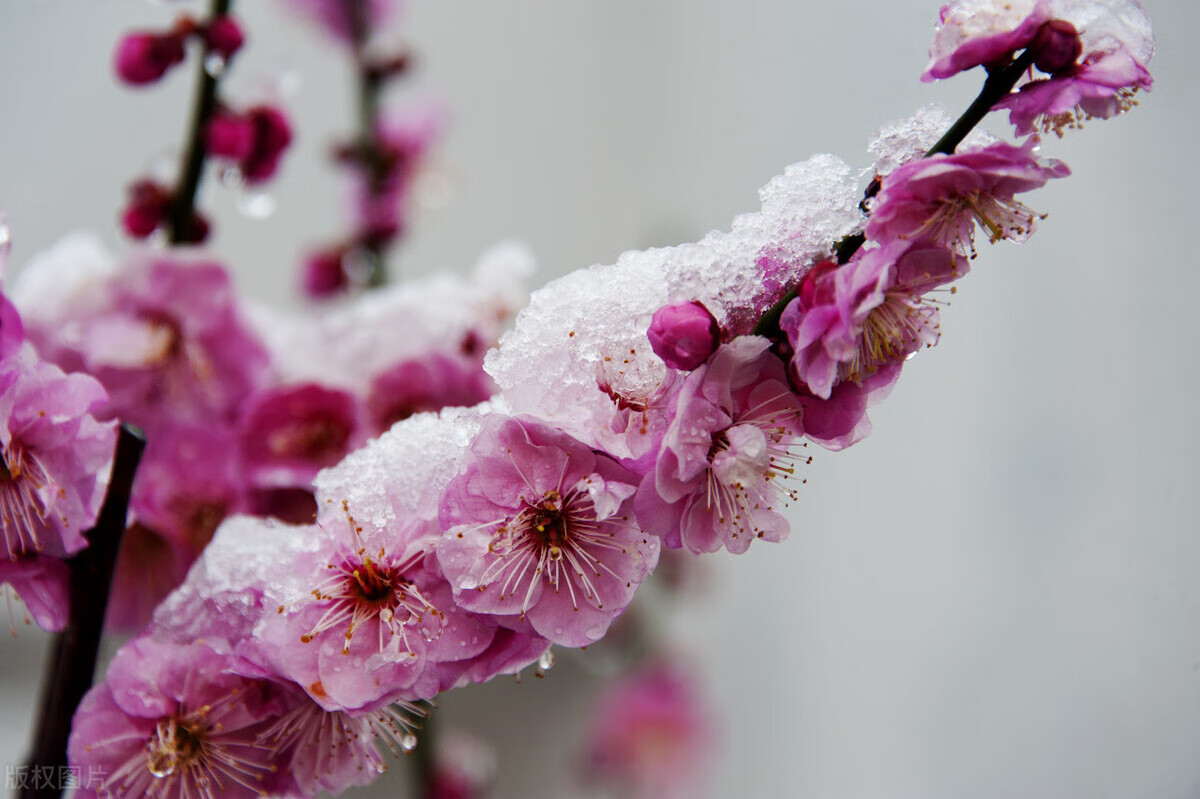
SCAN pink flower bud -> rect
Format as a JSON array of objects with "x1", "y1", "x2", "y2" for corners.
[
  {"x1": 301, "y1": 248, "x2": 349, "y2": 299},
  {"x1": 205, "y1": 112, "x2": 256, "y2": 160},
  {"x1": 647, "y1": 301, "x2": 720, "y2": 371},
  {"x1": 205, "y1": 16, "x2": 245, "y2": 59},
  {"x1": 114, "y1": 31, "x2": 186, "y2": 86},
  {"x1": 1030, "y1": 19, "x2": 1083, "y2": 74},
  {"x1": 120, "y1": 179, "x2": 170, "y2": 238},
  {"x1": 241, "y1": 106, "x2": 293, "y2": 183}
]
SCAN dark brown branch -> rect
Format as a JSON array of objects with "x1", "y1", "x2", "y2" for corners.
[
  {"x1": 752, "y1": 50, "x2": 1037, "y2": 339},
  {"x1": 21, "y1": 423, "x2": 147, "y2": 799},
  {"x1": 166, "y1": 0, "x2": 233, "y2": 244}
]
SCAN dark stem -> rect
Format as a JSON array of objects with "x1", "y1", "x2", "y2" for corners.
[
  {"x1": 925, "y1": 49, "x2": 1035, "y2": 157},
  {"x1": 752, "y1": 49, "x2": 1036, "y2": 338},
  {"x1": 350, "y1": 0, "x2": 389, "y2": 288},
  {"x1": 21, "y1": 424, "x2": 147, "y2": 799},
  {"x1": 166, "y1": 0, "x2": 233, "y2": 245}
]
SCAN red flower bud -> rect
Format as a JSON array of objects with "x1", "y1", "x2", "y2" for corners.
[
  {"x1": 205, "y1": 16, "x2": 245, "y2": 59},
  {"x1": 1030, "y1": 19, "x2": 1083, "y2": 74},
  {"x1": 114, "y1": 31, "x2": 186, "y2": 86}
]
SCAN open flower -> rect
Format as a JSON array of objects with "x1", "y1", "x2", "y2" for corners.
[
  {"x1": 923, "y1": 0, "x2": 1154, "y2": 136},
  {"x1": 18, "y1": 255, "x2": 272, "y2": 434},
  {"x1": 866, "y1": 140, "x2": 1069, "y2": 259},
  {"x1": 583, "y1": 661, "x2": 715, "y2": 799},
  {"x1": 438, "y1": 415, "x2": 659, "y2": 648},
  {"x1": 68, "y1": 638, "x2": 283, "y2": 799},
  {"x1": 781, "y1": 241, "x2": 964, "y2": 400},
  {"x1": 1, "y1": 350, "x2": 116, "y2": 562},
  {"x1": 633, "y1": 337, "x2": 805, "y2": 555}
]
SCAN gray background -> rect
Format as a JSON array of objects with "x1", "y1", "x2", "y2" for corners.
[{"x1": 2, "y1": 1, "x2": 1199, "y2": 797}]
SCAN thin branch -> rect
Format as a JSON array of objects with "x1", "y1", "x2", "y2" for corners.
[
  {"x1": 752, "y1": 51, "x2": 1036, "y2": 339},
  {"x1": 166, "y1": 0, "x2": 233, "y2": 244}
]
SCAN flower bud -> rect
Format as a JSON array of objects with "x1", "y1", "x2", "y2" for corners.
[
  {"x1": 120, "y1": 179, "x2": 170, "y2": 239},
  {"x1": 205, "y1": 112, "x2": 256, "y2": 161},
  {"x1": 205, "y1": 16, "x2": 245, "y2": 59},
  {"x1": 647, "y1": 301, "x2": 720, "y2": 371},
  {"x1": 1030, "y1": 19, "x2": 1083, "y2": 74},
  {"x1": 114, "y1": 31, "x2": 186, "y2": 86},
  {"x1": 241, "y1": 106, "x2": 294, "y2": 183},
  {"x1": 301, "y1": 248, "x2": 349, "y2": 299}
]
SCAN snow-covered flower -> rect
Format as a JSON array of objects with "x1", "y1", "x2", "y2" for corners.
[
  {"x1": 438, "y1": 415, "x2": 659, "y2": 647},
  {"x1": 923, "y1": 0, "x2": 1154, "y2": 136},
  {"x1": 17, "y1": 254, "x2": 272, "y2": 433}
]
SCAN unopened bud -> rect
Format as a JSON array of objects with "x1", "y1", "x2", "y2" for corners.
[
  {"x1": 1030, "y1": 19, "x2": 1082, "y2": 74},
  {"x1": 648, "y1": 301, "x2": 720, "y2": 371},
  {"x1": 114, "y1": 31, "x2": 186, "y2": 86}
]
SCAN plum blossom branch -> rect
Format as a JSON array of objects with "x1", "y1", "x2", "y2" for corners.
[
  {"x1": 21, "y1": 424, "x2": 146, "y2": 799},
  {"x1": 753, "y1": 46, "x2": 1037, "y2": 340},
  {"x1": 167, "y1": 0, "x2": 233, "y2": 245}
]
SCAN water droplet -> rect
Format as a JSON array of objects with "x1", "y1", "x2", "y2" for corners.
[
  {"x1": 220, "y1": 166, "x2": 244, "y2": 188},
  {"x1": 0, "y1": 219, "x2": 11, "y2": 263},
  {"x1": 341, "y1": 248, "x2": 377, "y2": 287},
  {"x1": 470, "y1": 635, "x2": 479, "y2": 645},
  {"x1": 400, "y1": 733, "x2": 419, "y2": 752},
  {"x1": 236, "y1": 189, "x2": 276, "y2": 220},
  {"x1": 537, "y1": 649, "x2": 555, "y2": 672},
  {"x1": 204, "y1": 53, "x2": 226, "y2": 78},
  {"x1": 459, "y1": 576, "x2": 479, "y2": 591}
]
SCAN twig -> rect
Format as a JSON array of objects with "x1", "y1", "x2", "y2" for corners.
[{"x1": 166, "y1": 0, "x2": 233, "y2": 244}]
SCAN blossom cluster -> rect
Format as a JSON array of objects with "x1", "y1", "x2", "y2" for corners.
[
  {"x1": 0, "y1": 0, "x2": 1154, "y2": 796},
  {"x1": 0, "y1": 236, "x2": 118, "y2": 631}
]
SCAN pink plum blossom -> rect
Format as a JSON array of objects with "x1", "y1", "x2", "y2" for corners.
[
  {"x1": 0, "y1": 555, "x2": 69, "y2": 631},
  {"x1": 239, "y1": 383, "x2": 363, "y2": 489},
  {"x1": 634, "y1": 337, "x2": 804, "y2": 554},
  {"x1": 995, "y1": 47, "x2": 1152, "y2": 136},
  {"x1": 108, "y1": 423, "x2": 246, "y2": 631},
  {"x1": 22, "y1": 257, "x2": 272, "y2": 434},
  {"x1": 367, "y1": 353, "x2": 494, "y2": 434},
  {"x1": 437, "y1": 415, "x2": 659, "y2": 648},
  {"x1": 1, "y1": 350, "x2": 116, "y2": 562},
  {"x1": 583, "y1": 661, "x2": 715, "y2": 799},
  {"x1": 253, "y1": 502, "x2": 494, "y2": 712},
  {"x1": 923, "y1": 0, "x2": 1154, "y2": 136},
  {"x1": 647, "y1": 301, "x2": 721, "y2": 371},
  {"x1": 258, "y1": 685, "x2": 423, "y2": 796},
  {"x1": 866, "y1": 140, "x2": 1069, "y2": 259},
  {"x1": 0, "y1": 293, "x2": 23, "y2": 359},
  {"x1": 68, "y1": 637, "x2": 283, "y2": 799},
  {"x1": 923, "y1": 0, "x2": 1052, "y2": 80},
  {"x1": 780, "y1": 242, "x2": 963, "y2": 400}
]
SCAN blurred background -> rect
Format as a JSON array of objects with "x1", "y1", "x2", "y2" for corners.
[{"x1": 2, "y1": 1, "x2": 1199, "y2": 797}]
